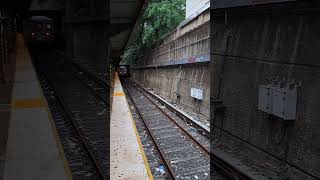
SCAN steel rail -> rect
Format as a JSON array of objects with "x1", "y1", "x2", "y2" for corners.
[
  {"x1": 51, "y1": 52, "x2": 109, "y2": 107},
  {"x1": 71, "y1": 61, "x2": 109, "y2": 88},
  {"x1": 43, "y1": 73, "x2": 107, "y2": 180},
  {"x1": 138, "y1": 84, "x2": 210, "y2": 137},
  {"x1": 124, "y1": 83, "x2": 177, "y2": 180},
  {"x1": 133, "y1": 82, "x2": 252, "y2": 180},
  {"x1": 136, "y1": 86, "x2": 211, "y2": 154},
  {"x1": 53, "y1": 50, "x2": 109, "y2": 88},
  {"x1": 72, "y1": 70, "x2": 108, "y2": 105},
  {"x1": 70, "y1": 62, "x2": 109, "y2": 107}
]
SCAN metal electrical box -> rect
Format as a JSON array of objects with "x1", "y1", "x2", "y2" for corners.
[
  {"x1": 258, "y1": 82, "x2": 300, "y2": 120},
  {"x1": 190, "y1": 87, "x2": 203, "y2": 100},
  {"x1": 272, "y1": 87, "x2": 297, "y2": 120},
  {"x1": 258, "y1": 85, "x2": 273, "y2": 113},
  {"x1": 197, "y1": 88, "x2": 203, "y2": 100},
  {"x1": 191, "y1": 88, "x2": 196, "y2": 98}
]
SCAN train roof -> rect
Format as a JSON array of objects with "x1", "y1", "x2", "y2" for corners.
[{"x1": 28, "y1": 16, "x2": 53, "y2": 22}]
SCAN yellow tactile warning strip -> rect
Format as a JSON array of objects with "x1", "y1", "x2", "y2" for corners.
[
  {"x1": 11, "y1": 98, "x2": 45, "y2": 109},
  {"x1": 113, "y1": 92, "x2": 125, "y2": 96}
]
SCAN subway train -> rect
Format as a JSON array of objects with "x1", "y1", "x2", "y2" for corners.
[
  {"x1": 118, "y1": 65, "x2": 130, "y2": 77},
  {"x1": 24, "y1": 16, "x2": 55, "y2": 46}
]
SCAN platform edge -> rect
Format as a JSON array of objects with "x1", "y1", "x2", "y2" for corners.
[{"x1": 29, "y1": 45, "x2": 73, "y2": 180}]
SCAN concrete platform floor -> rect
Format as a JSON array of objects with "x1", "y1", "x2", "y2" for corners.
[
  {"x1": 110, "y1": 72, "x2": 152, "y2": 180},
  {"x1": 2, "y1": 34, "x2": 69, "y2": 180},
  {"x1": 0, "y1": 36, "x2": 17, "y2": 180}
]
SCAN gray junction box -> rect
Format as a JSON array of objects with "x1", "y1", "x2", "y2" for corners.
[{"x1": 258, "y1": 83, "x2": 299, "y2": 120}]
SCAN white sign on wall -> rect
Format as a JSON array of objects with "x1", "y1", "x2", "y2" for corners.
[{"x1": 190, "y1": 87, "x2": 203, "y2": 100}]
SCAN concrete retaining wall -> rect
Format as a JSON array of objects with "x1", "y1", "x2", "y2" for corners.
[
  {"x1": 210, "y1": 7, "x2": 320, "y2": 179},
  {"x1": 132, "y1": 63, "x2": 210, "y2": 121},
  {"x1": 132, "y1": 11, "x2": 210, "y2": 123}
]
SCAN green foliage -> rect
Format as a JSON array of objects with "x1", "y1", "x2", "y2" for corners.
[
  {"x1": 142, "y1": 0, "x2": 185, "y2": 46},
  {"x1": 122, "y1": 0, "x2": 185, "y2": 65}
]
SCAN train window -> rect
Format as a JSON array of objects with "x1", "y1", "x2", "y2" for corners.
[
  {"x1": 36, "y1": 23, "x2": 42, "y2": 30},
  {"x1": 46, "y1": 23, "x2": 52, "y2": 30}
]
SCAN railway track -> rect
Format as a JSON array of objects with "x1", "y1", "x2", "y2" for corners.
[
  {"x1": 123, "y1": 79, "x2": 253, "y2": 180},
  {"x1": 70, "y1": 61, "x2": 109, "y2": 107},
  {"x1": 122, "y1": 79, "x2": 219, "y2": 180},
  {"x1": 41, "y1": 74, "x2": 106, "y2": 180},
  {"x1": 32, "y1": 50, "x2": 109, "y2": 180},
  {"x1": 70, "y1": 57, "x2": 109, "y2": 86},
  {"x1": 131, "y1": 81, "x2": 253, "y2": 180}
]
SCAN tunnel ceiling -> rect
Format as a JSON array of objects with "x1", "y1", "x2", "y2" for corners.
[
  {"x1": 0, "y1": 0, "x2": 32, "y2": 15},
  {"x1": 109, "y1": 0, "x2": 147, "y2": 61}
]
